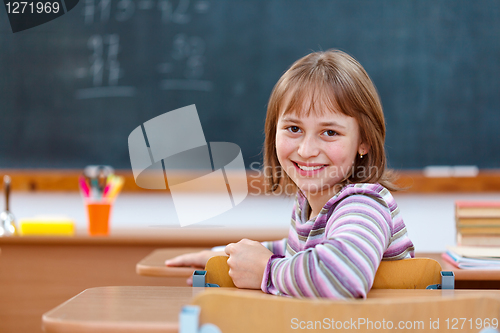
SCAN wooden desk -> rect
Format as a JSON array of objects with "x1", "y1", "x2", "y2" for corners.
[
  {"x1": 42, "y1": 286, "x2": 500, "y2": 333},
  {"x1": 417, "y1": 252, "x2": 500, "y2": 289},
  {"x1": 136, "y1": 248, "x2": 202, "y2": 277},
  {"x1": 0, "y1": 227, "x2": 288, "y2": 247},
  {"x1": 0, "y1": 236, "x2": 202, "y2": 333},
  {"x1": 42, "y1": 287, "x2": 194, "y2": 333},
  {"x1": 0, "y1": 228, "x2": 286, "y2": 333},
  {"x1": 138, "y1": 249, "x2": 500, "y2": 289}
]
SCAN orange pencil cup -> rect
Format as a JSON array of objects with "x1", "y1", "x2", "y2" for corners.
[{"x1": 85, "y1": 200, "x2": 112, "y2": 236}]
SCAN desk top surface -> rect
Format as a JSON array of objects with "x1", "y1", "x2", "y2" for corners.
[
  {"x1": 0, "y1": 227, "x2": 288, "y2": 247},
  {"x1": 417, "y1": 252, "x2": 500, "y2": 281},
  {"x1": 42, "y1": 286, "x2": 500, "y2": 333},
  {"x1": 137, "y1": 248, "x2": 500, "y2": 281}
]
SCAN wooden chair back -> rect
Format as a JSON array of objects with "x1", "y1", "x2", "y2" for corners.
[
  {"x1": 191, "y1": 289, "x2": 500, "y2": 333},
  {"x1": 204, "y1": 256, "x2": 442, "y2": 289},
  {"x1": 373, "y1": 258, "x2": 442, "y2": 289},
  {"x1": 205, "y1": 255, "x2": 236, "y2": 287}
]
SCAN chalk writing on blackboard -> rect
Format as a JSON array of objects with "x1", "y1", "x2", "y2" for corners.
[
  {"x1": 76, "y1": 0, "x2": 212, "y2": 99},
  {"x1": 159, "y1": 33, "x2": 213, "y2": 91},
  {"x1": 81, "y1": 0, "x2": 209, "y2": 24},
  {"x1": 75, "y1": 33, "x2": 137, "y2": 99}
]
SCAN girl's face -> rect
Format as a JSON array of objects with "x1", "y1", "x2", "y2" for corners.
[{"x1": 276, "y1": 106, "x2": 367, "y2": 197}]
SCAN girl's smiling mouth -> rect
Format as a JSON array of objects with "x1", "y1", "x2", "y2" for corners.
[{"x1": 293, "y1": 161, "x2": 328, "y2": 175}]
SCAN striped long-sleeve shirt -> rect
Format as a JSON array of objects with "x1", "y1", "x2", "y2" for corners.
[{"x1": 261, "y1": 183, "x2": 415, "y2": 299}]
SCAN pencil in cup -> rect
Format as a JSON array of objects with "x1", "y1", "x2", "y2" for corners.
[
  {"x1": 78, "y1": 174, "x2": 124, "y2": 200},
  {"x1": 79, "y1": 174, "x2": 124, "y2": 236}
]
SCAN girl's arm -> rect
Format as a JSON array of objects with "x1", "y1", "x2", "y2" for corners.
[
  {"x1": 165, "y1": 249, "x2": 228, "y2": 286},
  {"x1": 165, "y1": 238, "x2": 288, "y2": 287},
  {"x1": 165, "y1": 250, "x2": 227, "y2": 268},
  {"x1": 261, "y1": 238, "x2": 288, "y2": 256},
  {"x1": 165, "y1": 237, "x2": 288, "y2": 269},
  {"x1": 261, "y1": 194, "x2": 409, "y2": 299}
]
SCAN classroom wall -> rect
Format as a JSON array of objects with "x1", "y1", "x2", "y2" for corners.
[{"x1": 0, "y1": 1, "x2": 499, "y2": 170}]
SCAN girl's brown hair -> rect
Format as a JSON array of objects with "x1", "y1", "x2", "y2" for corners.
[{"x1": 263, "y1": 49, "x2": 398, "y2": 194}]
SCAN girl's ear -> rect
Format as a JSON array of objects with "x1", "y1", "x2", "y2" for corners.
[{"x1": 358, "y1": 143, "x2": 369, "y2": 156}]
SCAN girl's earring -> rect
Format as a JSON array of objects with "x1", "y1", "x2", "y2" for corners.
[{"x1": 360, "y1": 152, "x2": 364, "y2": 159}]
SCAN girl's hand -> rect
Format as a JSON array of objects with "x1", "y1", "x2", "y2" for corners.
[
  {"x1": 165, "y1": 250, "x2": 227, "y2": 286},
  {"x1": 224, "y1": 239, "x2": 273, "y2": 289},
  {"x1": 165, "y1": 250, "x2": 227, "y2": 268}
]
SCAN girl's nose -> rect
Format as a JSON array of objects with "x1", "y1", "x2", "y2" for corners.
[{"x1": 297, "y1": 135, "x2": 320, "y2": 158}]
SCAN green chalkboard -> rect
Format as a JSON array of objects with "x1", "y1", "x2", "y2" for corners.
[{"x1": 1, "y1": 0, "x2": 499, "y2": 169}]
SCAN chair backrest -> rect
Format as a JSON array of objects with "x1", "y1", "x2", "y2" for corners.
[
  {"x1": 372, "y1": 258, "x2": 442, "y2": 289},
  {"x1": 205, "y1": 255, "x2": 236, "y2": 287},
  {"x1": 204, "y1": 256, "x2": 442, "y2": 289},
  {"x1": 191, "y1": 289, "x2": 500, "y2": 333}
]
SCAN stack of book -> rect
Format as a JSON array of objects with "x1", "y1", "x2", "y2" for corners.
[
  {"x1": 443, "y1": 246, "x2": 500, "y2": 270},
  {"x1": 456, "y1": 201, "x2": 500, "y2": 246}
]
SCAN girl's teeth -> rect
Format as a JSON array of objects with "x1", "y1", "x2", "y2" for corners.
[{"x1": 297, "y1": 164, "x2": 323, "y2": 171}]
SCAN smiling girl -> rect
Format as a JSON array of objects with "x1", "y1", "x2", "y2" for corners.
[{"x1": 166, "y1": 49, "x2": 415, "y2": 299}]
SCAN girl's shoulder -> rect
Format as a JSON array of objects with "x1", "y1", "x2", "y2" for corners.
[
  {"x1": 327, "y1": 183, "x2": 397, "y2": 212},
  {"x1": 340, "y1": 183, "x2": 391, "y2": 197}
]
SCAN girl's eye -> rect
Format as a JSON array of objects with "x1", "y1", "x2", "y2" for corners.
[
  {"x1": 324, "y1": 130, "x2": 338, "y2": 137},
  {"x1": 287, "y1": 126, "x2": 301, "y2": 133}
]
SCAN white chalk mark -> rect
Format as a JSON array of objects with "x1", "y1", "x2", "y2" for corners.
[
  {"x1": 160, "y1": 79, "x2": 213, "y2": 91},
  {"x1": 75, "y1": 86, "x2": 136, "y2": 99}
]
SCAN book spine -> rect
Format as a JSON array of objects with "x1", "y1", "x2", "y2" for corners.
[
  {"x1": 441, "y1": 252, "x2": 460, "y2": 268},
  {"x1": 456, "y1": 201, "x2": 500, "y2": 208},
  {"x1": 457, "y1": 227, "x2": 500, "y2": 235},
  {"x1": 458, "y1": 233, "x2": 500, "y2": 246}
]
